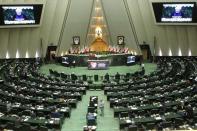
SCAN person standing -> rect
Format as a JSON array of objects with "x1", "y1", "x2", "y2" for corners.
[{"x1": 99, "y1": 99, "x2": 104, "y2": 116}]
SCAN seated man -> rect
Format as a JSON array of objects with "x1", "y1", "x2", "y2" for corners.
[
  {"x1": 115, "y1": 72, "x2": 120, "y2": 81},
  {"x1": 87, "y1": 112, "x2": 96, "y2": 126},
  {"x1": 51, "y1": 109, "x2": 62, "y2": 118},
  {"x1": 72, "y1": 60, "x2": 76, "y2": 68},
  {"x1": 185, "y1": 104, "x2": 194, "y2": 119},
  {"x1": 87, "y1": 113, "x2": 95, "y2": 120},
  {"x1": 104, "y1": 73, "x2": 109, "y2": 81},
  {"x1": 71, "y1": 72, "x2": 77, "y2": 81}
]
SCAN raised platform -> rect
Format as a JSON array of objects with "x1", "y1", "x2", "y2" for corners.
[
  {"x1": 40, "y1": 63, "x2": 156, "y2": 77},
  {"x1": 58, "y1": 53, "x2": 141, "y2": 67}
]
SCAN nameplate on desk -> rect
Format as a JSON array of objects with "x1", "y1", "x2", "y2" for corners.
[{"x1": 131, "y1": 107, "x2": 137, "y2": 110}]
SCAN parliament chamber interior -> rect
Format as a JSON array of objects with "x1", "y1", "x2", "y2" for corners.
[{"x1": 0, "y1": 0, "x2": 197, "y2": 131}]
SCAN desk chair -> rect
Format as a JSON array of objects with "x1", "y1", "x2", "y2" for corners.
[
  {"x1": 0, "y1": 121, "x2": 7, "y2": 130},
  {"x1": 94, "y1": 75, "x2": 98, "y2": 82},
  {"x1": 87, "y1": 119, "x2": 97, "y2": 126},
  {"x1": 174, "y1": 118, "x2": 184, "y2": 128},
  {"x1": 120, "y1": 112, "x2": 129, "y2": 118},
  {"x1": 145, "y1": 123, "x2": 155, "y2": 130},
  {"x1": 128, "y1": 124, "x2": 137, "y2": 131},
  {"x1": 22, "y1": 110, "x2": 32, "y2": 116},
  {"x1": 162, "y1": 121, "x2": 172, "y2": 128},
  {"x1": 88, "y1": 107, "x2": 96, "y2": 113},
  {"x1": 37, "y1": 112, "x2": 45, "y2": 118},
  {"x1": 39, "y1": 126, "x2": 48, "y2": 131},
  {"x1": 18, "y1": 123, "x2": 31, "y2": 131},
  {"x1": 82, "y1": 75, "x2": 87, "y2": 81},
  {"x1": 0, "y1": 105, "x2": 7, "y2": 113},
  {"x1": 5, "y1": 122, "x2": 15, "y2": 130},
  {"x1": 49, "y1": 69, "x2": 53, "y2": 75}
]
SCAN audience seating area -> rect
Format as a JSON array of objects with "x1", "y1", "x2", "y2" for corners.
[
  {"x1": 104, "y1": 58, "x2": 197, "y2": 131},
  {"x1": 0, "y1": 60, "x2": 87, "y2": 131},
  {"x1": 0, "y1": 57, "x2": 197, "y2": 131}
]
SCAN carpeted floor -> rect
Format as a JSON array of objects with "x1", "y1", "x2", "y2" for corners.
[
  {"x1": 39, "y1": 63, "x2": 157, "y2": 131},
  {"x1": 39, "y1": 63, "x2": 156, "y2": 76}
]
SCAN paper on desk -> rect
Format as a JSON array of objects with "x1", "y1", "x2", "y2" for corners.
[
  {"x1": 126, "y1": 119, "x2": 132, "y2": 123},
  {"x1": 131, "y1": 107, "x2": 137, "y2": 110},
  {"x1": 60, "y1": 109, "x2": 66, "y2": 112},
  {"x1": 24, "y1": 118, "x2": 28, "y2": 121},
  {"x1": 155, "y1": 116, "x2": 162, "y2": 120}
]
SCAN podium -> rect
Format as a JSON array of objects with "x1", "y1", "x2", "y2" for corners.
[{"x1": 88, "y1": 60, "x2": 109, "y2": 70}]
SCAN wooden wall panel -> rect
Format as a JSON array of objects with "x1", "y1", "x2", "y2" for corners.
[
  {"x1": 0, "y1": 29, "x2": 9, "y2": 58},
  {"x1": 8, "y1": 29, "x2": 20, "y2": 58},
  {"x1": 176, "y1": 27, "x2": 188, "y2": 56},
  {"x1": 187, "y1": 27, "x2": 197, "y2": 56},
  {"x1": 18, "y1": 29, "x2": 31, "y2": 58}
]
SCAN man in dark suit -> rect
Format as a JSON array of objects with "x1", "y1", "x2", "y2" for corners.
[
  {"x1": 185, "y1": 105, "x2": 194, "y2": 119},
  {"x1": 87, "y1": 112, "x2": 96, "y2": 126},
  {"x1": 104, "y1": 73, "x2": 109, "y2": 81},
  {"x1": 115, "y1": 72, "x2": 120, "y2": 81},
  {"x1": 51, "y1": 109, "x2": 62, "y2": 118}
]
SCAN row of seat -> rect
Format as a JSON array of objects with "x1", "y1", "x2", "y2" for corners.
[
  {"x1": 0, "y1": 60, "x2": 88, "y2": 131},
  {"x1": 104, "y1": 58, "x2": 197, "y2": 130}
]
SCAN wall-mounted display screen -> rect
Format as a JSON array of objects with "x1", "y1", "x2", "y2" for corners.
[
  {"x1": 152, "y1": 2, "x2": 197, "y2": 24},
  {"x1": 0, "y1": 4, "x2": 43, "y2": 27}
]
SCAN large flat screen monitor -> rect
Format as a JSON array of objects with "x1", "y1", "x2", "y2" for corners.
[
  {"x1": 152, "y1": 2, "x2": 197, "y2": 25},
  {"x1": 0, "y1": 4, "x2": 44, "y2": 28}
]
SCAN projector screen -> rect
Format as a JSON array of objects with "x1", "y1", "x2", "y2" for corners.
[
  {"x1": 152, "y1": 2, "x2": 197, "y2": 25},
  {"x1": 0, "y1": 4, "x2": 43, "y2": 27}
]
